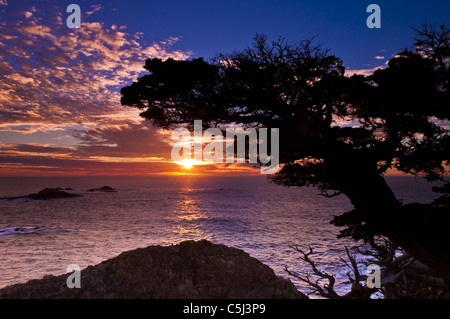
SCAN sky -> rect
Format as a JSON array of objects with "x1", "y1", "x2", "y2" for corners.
[{"x1": 0, "y1": 0, "x2": 449, "y2": 176}]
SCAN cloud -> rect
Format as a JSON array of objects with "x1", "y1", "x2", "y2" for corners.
[
  {"x1": 345, "y1": 66, "x2": 383, "y2": 77},
  {"x1": 0, "y1": 153, "x2": 181, "y2": 176},
  {"x1": 72, "y1": 121, "x2": 173, "y2": 160},
  {"x1": 0, "y1": 123, "x2": 69, "y2": 134},
  {"x1": 0, "y1": 142, "x2": 73, "y2": 157},
  {"x1": 0, "y1": 3, "x2": 193, "y2": 175},
  {"x1": 374, "y1": 55, "x2": 385, "y2": 60},
  {"x1": 85, "y1": 4, "x2": 102, "y2": 17},
  {"x1": 0, "y1": 121, "x2": 176, "y2": 175},
  {"x1": 0, "y1": 4, "x2": 191, "y2": 126}
]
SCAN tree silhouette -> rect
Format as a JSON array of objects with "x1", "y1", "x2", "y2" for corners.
[{"x1": 121, "y1": 26, "x2": 450, "y2": 287}]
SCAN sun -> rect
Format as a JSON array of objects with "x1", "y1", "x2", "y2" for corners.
[
  {"x1": 177, "y1": 159, "x2": 197, "y2": 169},
  {"x1": 174, "y1": 158, "x2": 214, "y2": 170}
]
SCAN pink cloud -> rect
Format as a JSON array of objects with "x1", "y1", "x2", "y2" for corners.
[
  {"x1": 0, "y1": 5, "x2": 191, "y2": 128},
  {"x1": 345, "y1": 65, "x2": 385, "y2": 77},
  {"x1": 0, "y1": 3, "x2": 192, "y2": 175},
  {"x1": 85, "y1": 4, "x2": 102, "y2": 17}
]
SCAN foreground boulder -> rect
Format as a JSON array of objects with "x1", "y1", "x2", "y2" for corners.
[{"x1": 0, "y1": 240, "x2": 306, "y2": 299}]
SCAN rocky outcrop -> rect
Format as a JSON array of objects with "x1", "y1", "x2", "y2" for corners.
[
  {"x1": 88, "y1": 186, "x2": 117, "y2": 192},
  {"x1": 0, "y1": 240, "x2": 307, "y2": 299},
  {"x1": 28, "y1": 188, "x2": 82, "y2": 200},
  {"x1": 0, "y1": 188, "x2": 82, "y2": 200},
  {"x1": 0, "y1": 186, "x2": 118, "y2": 200}
]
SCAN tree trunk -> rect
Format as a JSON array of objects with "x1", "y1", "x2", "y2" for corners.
[
  {"x1": 344, "y1": 181, "x2": 450, "y2": 288},
  {"x1": 326, "y1": 148, "x2": 450, "y2": 289}
]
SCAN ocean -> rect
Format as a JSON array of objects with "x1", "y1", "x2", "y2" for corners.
[{"x1": 0, "y1": 175, "x2": 445, "y2": 297}]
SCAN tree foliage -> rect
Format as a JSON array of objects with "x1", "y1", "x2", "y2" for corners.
[
  {"x1": 122, "y1": 28, "x2": 449, "y2": 184},
  {"x1": 121, "y1": 24, "x2": 450, "y2": 286}
]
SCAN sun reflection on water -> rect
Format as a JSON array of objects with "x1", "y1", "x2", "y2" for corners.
[{"x1": 168, "y1": 185, "x2": 211, "y2": 241}]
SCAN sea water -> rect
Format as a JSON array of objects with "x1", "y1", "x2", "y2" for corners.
[{"x1": 0, "y1": 175, "x2": 444, "y2": 296}]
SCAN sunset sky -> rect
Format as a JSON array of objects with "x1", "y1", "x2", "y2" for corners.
[{"x1": 1, "y1": 0, "x2": 449, "y2": 176}]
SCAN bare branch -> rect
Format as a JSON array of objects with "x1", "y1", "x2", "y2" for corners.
[
  {"x1": 318, "y1": 190, "x2": 343, "y2": 198},
  {"x1": 287, "y1": 245, "x2": 378, "y2": 299}
]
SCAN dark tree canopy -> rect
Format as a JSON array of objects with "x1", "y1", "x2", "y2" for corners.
[
  {"x1": 121, "y1": 31, "x2": 449, "y2": 183},
  {"x1": 121, "y1": 25, "x2": 450, "y2": 286}
]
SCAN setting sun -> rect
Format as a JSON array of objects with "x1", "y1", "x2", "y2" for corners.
[
  {"x1": 177, "y1": 159, "x2": 197, "y2": 169},
  {"x1": 175, "y1": 158, "x2": 215, "y2": 170}
]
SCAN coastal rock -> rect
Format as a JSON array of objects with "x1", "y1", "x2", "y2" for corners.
[
  {"x1": 0, "y1": 188, "x2": 82, "y2": 200},
  {"x1": 88, "y1": 186, "x2": 117, "y2": 192},
  {"x1": 0, "y1": 240, "x2": 307, "y2": 299},
  {"x1": 54, "y1": 187, "x2": 74, "y2": 191},
  {"x1": 28, "y1": 188, "x2": 81, "y2": 200}
]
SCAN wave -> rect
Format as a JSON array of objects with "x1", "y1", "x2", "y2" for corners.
[
  {"x1": 0, "y1": 197, "x2": 34, "y2": 203},
  {"x1": 0, "y1": 226, "x2": 46, "y2": 237},
  {"x1": 0, "y1": 226, "x2": 73, "y2": 237}
]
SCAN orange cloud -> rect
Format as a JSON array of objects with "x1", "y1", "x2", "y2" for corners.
[
  {"x1": 0, "y1": 4, "x2": 195, "y2": 176},
  {"x1": 345, "y1": 66, "x2": 383, "y2": 77}
]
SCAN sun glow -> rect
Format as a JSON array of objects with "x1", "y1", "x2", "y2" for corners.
[
  {"x1": 175, "y1": 158, "x2": 215, "y2": 169},
  {"x1": 176, "y1": 159, "x2": 197, "y2": 169}
]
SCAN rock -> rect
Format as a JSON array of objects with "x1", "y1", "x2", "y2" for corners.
[
  {"x1": 88, "y1": 186, "x2": 117, "y2": 192},
  {"x1": 0, "y1": 188, "x2": 82, "y2": 200},
  {"x1": 0, "y1": 240, "x2": 307, "y2": 299},
  {"x1": 55, "y1": 187, "x2": 74, "y2": 191},
  {"x1": 28, "y1": 188, "x2": 82, "y2": 200}
]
